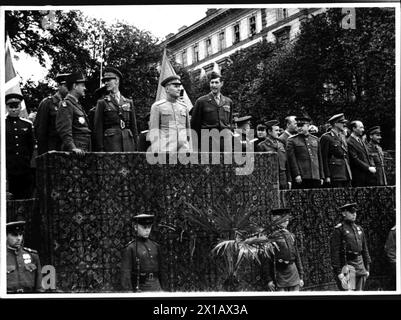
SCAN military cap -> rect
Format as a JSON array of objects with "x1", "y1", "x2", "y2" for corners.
[
  {"x1": 234, "y1": 115, "x2": 252, "y2": 126},
  {"x1": 66, "y1": 72, "x2": 86, "y2": 85},
  {"x1": 103, "y1": 67, "x2": 123, "y2": 81},
  {"x1": 256, "y1": 124, "x2": 266, "y2": 130},
  {"x1": 133, "y1": 214, "x2": 155, "y2": 225},
  {"x1": 6, "y1": 93, "x2": 24, "y2": 104},
  {"x1": 338, "y1": 203, "x2": 357, "y2": 212},
  {"x1": 161, "y1": 75, "x2": 181, "y2": 87},
  {"x1": 271, "y1": 208, "x2": 291, "y2": 216},
  {"x1": 6, "y1": 221, "x2": 26, "y2": 233},
  {"x1": 209, "y1": 71, "x2": 222, "y2": 80},
  {"x1": 328, "y1": 113, "x2": 347, "y2": 124},
  {"x1": 295, "y1": 116, "x2": 312, "y2": 126},
  {"x1": 55, "y1": 73, "x2": 70, "y2": 84},
  {"x1": 366, "y1": 126, "x2": 381, "y2": 136},
  {"x1": 265, "y1": 119, "x2": 279, "y2": 129}
]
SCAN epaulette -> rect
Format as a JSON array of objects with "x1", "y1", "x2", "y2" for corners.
[
  {"x1": 140, "y1": 130, "x2": 149, "y2": 134},
  {"x1": 335, "y1": 223, "x2": 342, "y2": 229},
  {"x1": 391, "y1": 226, "x2": 396, "y2": 231},
  {"x1": 125, "y1": 239, "x2": 135, "y2": 247},
  {"x1": 288, "y1": 133, "x2": 299, "y2": 139},
  {"x1": 23, "y1": 247, "x2": 38, "y2": 254},
  {"x1": 154, "y1": 99, "x2": 166, "y2": 106},
  {"x1": 20, "y1": 117, "x2": 33, "y2": 125}
]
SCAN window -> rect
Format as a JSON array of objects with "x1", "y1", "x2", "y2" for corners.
[
  {"x1": 193, "y1": 43, "x2": 199, "y2": 63},
  {"x1": 273, "y1": 25, "x2": 291, "y2": 45},
  {"x1": 218, "y1": 31, "x2": 225, "y2": 51},
  {"x1": 249, "y1": 16, "x2": 256, "y2": 36},
  {"x1": 276, "y1": 8, "x2": 288, "y2": 21},
  {"x1": 205, "y1": 38, "x2": 212, "y2": 57},
  {"x1": 233, "y1": 24, "x2": 240, "y2": 44},
  {"x1": 181, "y1": 49, "x2": 187, "y2": 66}
]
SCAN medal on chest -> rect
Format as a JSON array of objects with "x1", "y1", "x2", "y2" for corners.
[
  {"x1": 78, "y1": 117, "x2": 85, "y2": 124},
  {"x1": 23, "y1": 253, "x2": 32, "y2": 264}
]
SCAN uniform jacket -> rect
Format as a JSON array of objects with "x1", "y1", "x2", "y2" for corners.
[
  {"x1": 34, "y1": 93, "x2": 63, "y2": 155},
  {"x1": 7, "y1": 246, "x2": 43, "y2": 292},
  {"x1": 366, "y1": 141, "x2": 387, "y2": 186},
  {"x1": 320, "y1": 129, "x2": 352, "y2": 182},
  {"x1": 93, "y1": 93, "x2": 138, "y2": 152},
  {"x1": 190, "y1": 92, "x2": 233, "y2": 148},
  {"x1": 347, "y1": 135, "x2": 375, "y2": 187},
  {"x1": 286, "y1": 133, "x2": 324, "y2": 180},
  {"x1": 120, "y1": 237, "x2": 162, "y2": 291},
  {"x1": 384, "y1": 227, "x2": 396, "y2": 264},
  {"x1": 149, "y1": 99, "x2": 191, "y2": 152},
  {"x1": 257, "y1": 136, "x2": 292, "y2": 184},
  {"x1": 56, "y1": 94, "x2": 91, "y2": 151},
  {"x1": 6, "y1": 116, "x2": 35, "y2": 175},
  {"x1": 329, "y1": 221, "x2": 371, "y2": 275},
  {"x1": 265, "y1": 228, "x2": 304, "y2": 283}
]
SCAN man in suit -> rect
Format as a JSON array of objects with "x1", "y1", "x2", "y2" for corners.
[
  {"x1": 346, "y1": 120, "x2": 376, "y2": 187},
  {"x1": 34, "y1": 73, "x2": 70, "y2": 155},
  {"x1": 320, "y1": 113, "x2": 352, "y2": 188},
  {"x1": 286, "y1": 116, "x2": 324, "y2": 189},
  {"x1": 93, "y1": 67, "x2": 138, "y2": 152},
  {"x1": 257, "y1": 120, "x2": 291, "y2": 189},
  {"x1": 279, "y1": 116, "x2": 297, "y2": 147},
  {"x1": 5, "y1": 93, "x2": 35, "y2": 199},
  {"x1": 56, "y1": 71, "x2": 91, "y2": 156},
  {"x1": 190, "y1": 71, "x2": 233, "y2": 152},
  {"x1": 365, "y1": 126, "x2": 387, "y2": 186}
]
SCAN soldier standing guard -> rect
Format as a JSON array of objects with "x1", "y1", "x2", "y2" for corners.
[
  {"x1": 56, "y1": 72, "x2": 91, "y2": 156},
  {"x1": 330, "y1": 203, "x2": 371, "y2": 291},
  {"x1": 120, "y1": 214, "x2": 164, "y2": 292},
  {"x1": 320, "y1": 113, "x2": 352, "y2": 188},
  {"x1": 366, "y1": 126, "x2": 387, "y2": 186},
  {"x1": 265, "y1": 208, "x2": 304, "y2": 291},
  {"x1": 93, "y1": 67, "x2": 138, "y2": 152},
  {"x1": 5, "y1": 93, "x2": 35, "y2": 199},
  {"x1": 6, "y1": 221, "x2": 43, "y2": 293},
  {"x1": 34, "y1": 73, "x2": 70, "y2": 155}
]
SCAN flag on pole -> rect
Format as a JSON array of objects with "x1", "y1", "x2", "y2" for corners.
[
  {"x1": 156, "y1": 49, "x2": 193, "y2": 111},
  {"x1": 5, "y1": 35, "x2": 28, "y2": 118}
]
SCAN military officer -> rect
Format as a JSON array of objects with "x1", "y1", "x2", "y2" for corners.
[
  {"x1": 278, "y1": 115, "x2": 297, "y2": 147},
  {"x1": 149, "y1": 75, "x2": 191, "y2": 152},
  {"x1": 257, "y1": 120, "x2": 291, "y2": 189},
  {"x1": 319, "y1": 113, "x2": 352, "y2": 188},
  {"x1": 120, "y1": 214, "x2": 164, "y2": 292},
  {"x1": 190, "y1": 71, "x2": 234, "y2": 152},
  {"x1": 366, "y1": 126, "x2": 387, "y2": 186},
  {"x1": 34, "y1": 73, "x2": 70, "y2": 155},
  {"x1": 7, "y1": 221, "x2": 43, "y2": 293},
  {"x1": 347, "y1": 120, "x2": 376, "y2": 187},
  {"x1": 56, "y1": 71, "x2": 91, "y2": 156},
  {"x1": 329, "y1": 203, "x2": 371, "y2": 291},
  {"x1": 93, "y1": 67, "x2": 138, "y2": 152},
  {"x1": 232, "y1": 115, "x2": 255, "y2": 152},
  {"x1": 265, "y1": 208, "x2": 304, "y2": 291},
  {"x1": 5, "y1": 93, "x2": 35, "y2": 199},
  {"x1": 286, "y1": 116, "x2": 324, "y2": 189}
]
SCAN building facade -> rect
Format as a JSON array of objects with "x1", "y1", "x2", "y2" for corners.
[{"x1": 163, "y1": 8, "x2": 326, "y2": 75}]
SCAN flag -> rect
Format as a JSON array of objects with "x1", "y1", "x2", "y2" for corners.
[
  {"x1": 156, "y1": 49, "x2": 193, "y2": 111},
  {"x1": 5, "y1": 35, "x2": 28, "y2": 118}
]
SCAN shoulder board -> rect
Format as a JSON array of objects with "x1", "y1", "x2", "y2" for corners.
[
  {"x1": 335, "y1": 223, "x2": 342, "y2": 229},
  {"x1": 23, "y1": 247, "x2": 38, "y2": 254},
  {"x1": 154, "y1": 99, "x2": 166, "y2": 106},
  {"x1": 20, "y1": 117, "x2": 33, "y2": 125},
  {"x1": 391, "y1": 226, "x2": 396, "y2": 231},
  {"x1": 125, "y1": 239, "x2": 135, "y2": 247},
  {"x1": 288, "y1": 133, "x2": 299, "y2": 139},
  {"x1": 140, "y1": 130, "x2": 149, "y2": 134}
]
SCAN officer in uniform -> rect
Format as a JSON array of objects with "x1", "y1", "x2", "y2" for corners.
[
  {"x1": 93, "y1": 67, "x2": 138, "y2": 152},
  {"x1": 319, "y1": 113, "x2": 352, "y2": 188},
  {"x1": 34, "y1": 73, "x2": 70, "y2": 155},
  {"x1": 56, "y1": 72, "x2": 91, "y2": 156},
  {"x1": 190, "y1": 71, "x2": 233, "y2": 152},
  {"x1": 7, "y1": 221, "x2": 43, "y2": 293},
  {"x1": 257, "y1": 120, "x2": 291, "y2": 189},
  {"x1": 149, "y1": 75, "x2": 191, "y2": 152},
  {"x1": 278, "y1": 115, "x2": 297, "y2": 147},
  {"x1": 120, "y1": 214, "x2": 164, "y2": 292},
  {"x1": 329, "y1": 203, "x2": 371, "y2": 291},
  {"x1": 5, "y1": 93, "x2": 35, "y2": 199},
  {"x1": 366, "y1": 126, "x2": 387, "y2": 186},
  {"x1": 286, "y1": 116, "x2": 324, "y2": 189},
  {"x1": 265, "y1": 208, "x2": 304, "y2": 291},
  {"x1": 232, "y1": 115, "x2": 255, "y2": 152}
]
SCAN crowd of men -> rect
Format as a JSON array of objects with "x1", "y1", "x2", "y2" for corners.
[{"x1": 5, "y1": 68, "x2": 389, "y2": 199}]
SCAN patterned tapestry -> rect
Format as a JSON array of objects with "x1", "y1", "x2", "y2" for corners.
[{"x1": 8, "y1": 152, "x2": 395, "y2": 292}]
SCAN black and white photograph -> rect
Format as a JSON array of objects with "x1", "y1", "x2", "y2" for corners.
[{"x1": 1, "y1": 2, "x2": 399, "y2": 302}]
